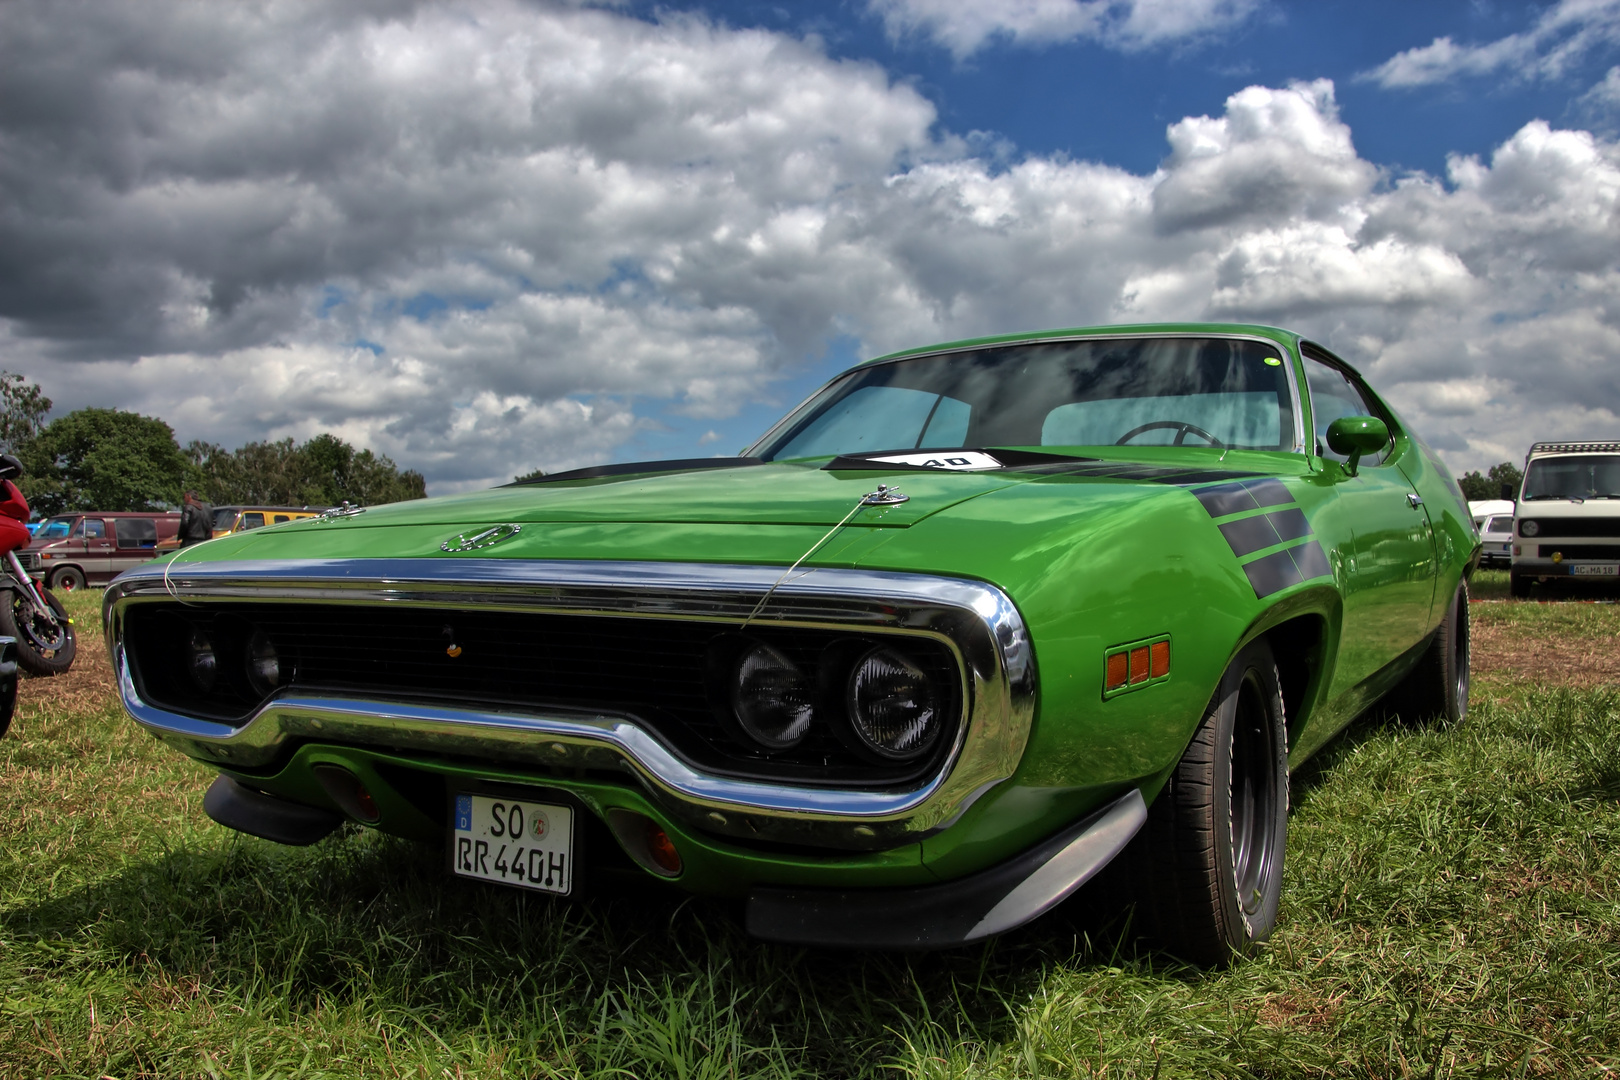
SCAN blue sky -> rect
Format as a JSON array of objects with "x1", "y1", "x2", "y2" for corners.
[{"x1": 2, "y1": 0, "x2": 1618, "y2": 488}]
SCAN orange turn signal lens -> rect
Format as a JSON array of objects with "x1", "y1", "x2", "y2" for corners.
[
  {"x1": 1106, "y1": 652, "x2": 1129, "y2": 691},
  {"x1": 1129, "y1": 646, "x2": 1150, "y2": 684},
  {"x1": 1150, "y1": 640, "x2": 1170, "y2": 678},
  {"x1": 644, "y1": 820, "x2": 683, "y2": 876},
  {"x1": 312, "y1": 764, "x2": 381, "y2": 824}
]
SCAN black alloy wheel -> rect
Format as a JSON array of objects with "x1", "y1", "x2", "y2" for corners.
[{"x1": 1122, "y1": 637, "x2": 1289, "y2": 967}]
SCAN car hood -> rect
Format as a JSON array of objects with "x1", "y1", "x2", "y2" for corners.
[
  {"x1": 297, "y1": 459, "x2": 1037, "y2": 530},
  {"x1": 161, "y1": 449, "x2": 1299, "y2": 574}
]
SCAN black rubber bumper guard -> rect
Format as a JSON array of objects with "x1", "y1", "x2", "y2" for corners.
[
  {"x1": 745, "y1": 788, "x2": 1147, "y2": 949},
  {"x1": 203, "y1": 774, "x2": 343, "y2": 845}
]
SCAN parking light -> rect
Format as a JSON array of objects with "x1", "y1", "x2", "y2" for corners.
[{"x1": 313, "y1": 765, "x2": 380, "y2": 823}]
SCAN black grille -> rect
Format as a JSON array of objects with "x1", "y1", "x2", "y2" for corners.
[
  {"x1": 123, "y1": 602, "x2": 962, "y2": 787},
  {"x1": 1537, "y1": 544, "x2": 1620, "y2": 560},
  {"x1": 1521, "y1": 517, "x2": 1620, "y2": 538},
  {"x1": 16, "y1": 552, "x2": 39, "y2": 571}
]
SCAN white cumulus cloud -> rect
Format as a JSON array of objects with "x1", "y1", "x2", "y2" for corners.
[{"x1": 866, "y1": 0, "x2": 1261, "y2": 58}]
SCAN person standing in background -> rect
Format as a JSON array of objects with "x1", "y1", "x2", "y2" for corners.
[{"x1": 179, "y1": 490, "x2": 213, "y2": 547}]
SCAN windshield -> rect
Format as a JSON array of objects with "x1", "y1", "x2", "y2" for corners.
[
  {"x1": 38, "y1": 517, "x2": 73, "y2": 539},
  {"x1": 1484, "y1": 516, "x2": 1514, "y2": 533},
  {"x1": 1522, "y1": 456, "x2": 1620, "y2": 500},
  {"x1": 752, "y1": 336, "x2": 1296, "y2": 460},
  {"x1": 212, "y1": 507, "x2": 236, "y2": 530}
]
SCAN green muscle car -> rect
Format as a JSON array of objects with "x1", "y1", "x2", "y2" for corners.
[{"x1": 105, "y1": 324, "x2": 1477, "y2": 965}]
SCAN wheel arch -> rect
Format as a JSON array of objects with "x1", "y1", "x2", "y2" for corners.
[{"x1": 1233, "y1": 585, "x2": 1342, "y2": 754}]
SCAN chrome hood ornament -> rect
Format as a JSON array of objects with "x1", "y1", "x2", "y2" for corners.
[{"x1": 441, "y1": 523, "x2": 522, "y2": 553}]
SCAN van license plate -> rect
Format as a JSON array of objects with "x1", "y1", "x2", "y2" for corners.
[
  {"x1": 451, "y1": 794, "x2": 574, "y2": 895},
  {"x1": 1571, "y1": 564, "x2": 1618, "y2": 576}
]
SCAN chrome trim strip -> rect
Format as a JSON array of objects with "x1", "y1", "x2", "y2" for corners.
[{"x1": 104, "y1": 559, "x2": 1037, "y2": 850}]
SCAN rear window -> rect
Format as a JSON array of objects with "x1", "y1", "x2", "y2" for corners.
[{"x1": 114, "y1": 517, "x2": 158, "y2": 549}]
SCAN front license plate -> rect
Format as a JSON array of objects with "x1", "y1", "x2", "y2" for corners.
[
  {"x1": 451, "y1": 793, "x2": 574, "y2": 895},
  {"x1": 1571, "y1": 564, "x2": 1619, "y2": 576}
]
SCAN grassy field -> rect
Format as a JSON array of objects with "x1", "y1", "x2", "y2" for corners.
[{"x1": 2, "y1": 576, "x2": 1618, "y2": 1077}]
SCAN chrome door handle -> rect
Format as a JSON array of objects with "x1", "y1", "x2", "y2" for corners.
[{"x1": 1407, "y1": 493, "x2": 1424, "y2": 508}]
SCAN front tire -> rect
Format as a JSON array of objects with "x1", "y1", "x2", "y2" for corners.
[
  {"x1": 0, "y1": 587, "x2": 76, "y2": 676},
  {"x1": 1127, "y1": 638, "x2": 1289, "y2": 967}
]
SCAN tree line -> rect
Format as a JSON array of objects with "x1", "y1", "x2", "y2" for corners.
[{"x1": 0, "y1": 372, "x2": 425, "y2": 518}]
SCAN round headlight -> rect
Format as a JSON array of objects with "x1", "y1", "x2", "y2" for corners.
[
  {"x1": 846, "y1": 647, "x2": 941, "y2": 761},
  {"x1": 731, "y1": 643, "x2": 813, "y2": 751},
  {"x1": 186, "y1": 626, "x2": 217, "y2": 693},
  {"x1": 1520, "y1": 519, "x2": 1539, "y2": 537},
  {"x1": 245, "y1": 630, "x2": 286, "y2": 697}
]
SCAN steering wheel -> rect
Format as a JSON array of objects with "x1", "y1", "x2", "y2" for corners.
[{"x1": 1115, "y1": 420, "x2": 1224, "y2": 447}]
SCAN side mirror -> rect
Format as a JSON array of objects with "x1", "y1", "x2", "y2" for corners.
[
  {"x1": 1325, "y1": 416, "x2": 1389, "y2": 477},
  {"x1": 1501, "y1": 482, "x2": 1514, "y2": 502}
]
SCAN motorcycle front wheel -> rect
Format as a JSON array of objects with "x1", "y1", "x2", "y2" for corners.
[{"x1": 0, "y1": 587, "x2": 76, "y2": 676}]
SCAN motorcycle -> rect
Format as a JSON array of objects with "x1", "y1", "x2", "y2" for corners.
[{"x1": 0, "y1": 454, "x2": 76, "y2": 678}]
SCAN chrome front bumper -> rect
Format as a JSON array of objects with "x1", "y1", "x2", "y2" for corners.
[{"x1": 104, "y1": 558, "x2": 1037, "y2": 850}]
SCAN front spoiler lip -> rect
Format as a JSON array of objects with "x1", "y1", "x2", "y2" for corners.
[
  {"x1": 104, "y1": 557, "x2": 1037, "y2": 851},
  {"x1": 746, "y1": 788, "x2": 1148, "y2": 948}
]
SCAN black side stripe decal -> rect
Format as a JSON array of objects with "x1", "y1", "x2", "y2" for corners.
[
  {"x1": 1187, "y1": 477, "x2": 1331, "y2": 598},
  {"x1": 1242, "y1": 541, "x2": 1331, "y2": 599}
]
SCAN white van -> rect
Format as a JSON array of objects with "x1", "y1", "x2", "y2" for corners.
[{"x1": 1510, "y1": 440, "x2": 1620, "y2": 596}]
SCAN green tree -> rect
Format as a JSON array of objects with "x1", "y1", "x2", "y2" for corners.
[
  {"x1": 21, "y1": 408, "x2": 190, "y2": 516},
  {"x1": 0, "y1": 372, "x2": 51, "y2": 454},
  {"x1": 1458, "y1": 461, "x2": 1525, "y2": 502},
  {"x1": 189, "y1": 433, "x2": 426, "y2": 508}
]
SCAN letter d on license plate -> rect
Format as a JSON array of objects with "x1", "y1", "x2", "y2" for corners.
[{"x1": 451, "y1": 793, "x2": 574, "y2": 895}]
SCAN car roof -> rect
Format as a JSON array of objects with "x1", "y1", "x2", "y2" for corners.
[{"x1": 863, "y1": 322, "x2": 1307, "y2": 366}]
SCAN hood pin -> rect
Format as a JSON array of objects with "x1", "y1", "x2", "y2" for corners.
[{"x1": 862, "y1": 484, "x2": 909, "y2": 506}]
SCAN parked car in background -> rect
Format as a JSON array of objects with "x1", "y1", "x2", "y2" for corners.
[
  {"x1": 212, "y1": 506, "x2": 322, "y2": 537},
  {"x1": 24, "y1": 511, "x2": 180, "y2": 591},
  {"x1": 1511, "y1": 440, "x2": 1620, "y2": 597},
  {"x1": 109, "y1": 323, "x2": 1476, "y2": 965},
  {"x1": 1468, "y1": 498, "x2": 1515, "y2": 569}
]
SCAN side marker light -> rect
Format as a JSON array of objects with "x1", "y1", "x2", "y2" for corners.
[
  {"x1": 1105, "y1": 652, "x2": 1129, "y2": 691},
  {"x1": 1104, "y1": 635, "x2": 1172, "y2": 699},
  {"x1": 1129, "y1": 647, "x2": 1150, "y2": 684}
]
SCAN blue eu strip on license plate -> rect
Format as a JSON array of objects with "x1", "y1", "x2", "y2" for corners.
[{"x1": 451, "y1": 793, "x2": 574, "y2": 895}]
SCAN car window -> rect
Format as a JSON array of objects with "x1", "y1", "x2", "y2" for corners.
[
  {"x1": 75, "y1": 518, "x2": 106, "y2": 538},
  {"x1": 114, "y1": 517, "x2": 158, "y2": 549},
  {"x1": 767, "y1": 386, "x2": 973, "y2": 459},
  {"x1": 39, "y1": 518, "x2": 72, "y2": 539},
  {"x1": 240, "y1": 512, "x2": 266, "y2": 530},
  {"x1": 272, "y1": 514, "x2": 290, "y2": 524},
  {"x1": 756, "y1": 336, "x2": 1295, "y2": 459},
  {"x1": 1485, "y1": 516, "x2": 1513, "y2": 533},
  {"x1": 1300, "y1": 350, "x2": 1390, "y2": 467},
  {"x1": 212, "y1": 507, "x2": 236, "y2": 531}
]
